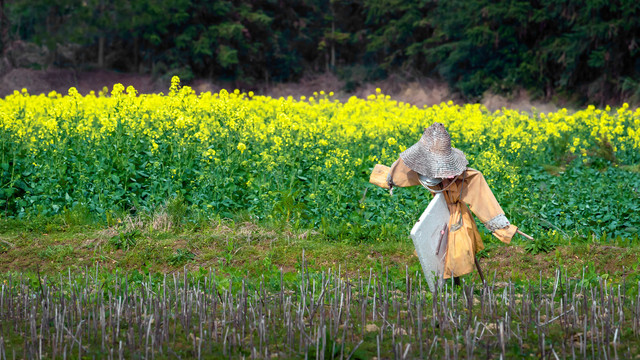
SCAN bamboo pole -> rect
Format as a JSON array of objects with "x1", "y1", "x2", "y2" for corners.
[{"x1": 517, "y1": 230, "x2": 534, "y2": 241}]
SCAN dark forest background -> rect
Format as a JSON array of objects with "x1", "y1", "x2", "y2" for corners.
[{"x1": 1, "y1": 0, "x2": 639, "y2": 105}]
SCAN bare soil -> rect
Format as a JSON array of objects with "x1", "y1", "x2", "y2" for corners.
[
  {"x1": 0, "y1": 67, "x2": 560, "y2": 112},
  {"x1": 0, "y1": 68, "x2": 166, "y2": 97}
]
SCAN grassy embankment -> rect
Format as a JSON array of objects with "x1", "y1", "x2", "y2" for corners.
[{"x1": 2, "y1": 215, "x2": 638, "y2": 285}]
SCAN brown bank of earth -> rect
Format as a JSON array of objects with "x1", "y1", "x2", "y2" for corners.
[{"x1": 0, "y1": 67, "x2": 560, "y2": 113}]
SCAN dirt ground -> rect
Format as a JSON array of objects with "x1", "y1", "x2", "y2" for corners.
[{"x1": 0, "y1": 67, "x2": 559, "y2": 112}]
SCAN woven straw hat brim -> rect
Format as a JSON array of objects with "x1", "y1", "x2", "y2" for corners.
[{"x1": 400, "y1": 143, "x2": 468, "y2": 178}]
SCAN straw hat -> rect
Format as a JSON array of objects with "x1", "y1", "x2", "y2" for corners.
[{"x1": 399, "y1": 122, "x2": 468, "y2": 178}]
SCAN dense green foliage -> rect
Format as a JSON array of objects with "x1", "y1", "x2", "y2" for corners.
[{"x1": 2, "y1": 0, "x2": 639, "y2": 103}]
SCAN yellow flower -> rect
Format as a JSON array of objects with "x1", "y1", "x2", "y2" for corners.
[
  {"x1": 111, "y1": 83, "x2": 125, "y2": 96},
  {"x1": 237, "y1": 142, "x2": 247, "y2": 154},
  {"x1": 171, "y1": 76, "x2": 180, "y2": 87},
  {"x1": 126, "y1": 86, "x2": 137, "y2": 96}
]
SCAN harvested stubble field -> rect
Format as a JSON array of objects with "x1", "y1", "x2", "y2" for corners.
[{"x1": 0, "y1": 256, "x2": 639, "y2": 359}]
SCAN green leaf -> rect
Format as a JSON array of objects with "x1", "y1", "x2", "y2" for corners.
[{"x1": 217, "y1": 45, "x2": 238, "y2": 68}]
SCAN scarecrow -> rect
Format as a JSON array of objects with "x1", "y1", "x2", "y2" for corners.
[{"x1": 370, "y1": 122, "x2": 531, "y2": 285}]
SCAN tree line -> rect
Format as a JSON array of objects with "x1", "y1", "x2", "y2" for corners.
[{"x1": 1, "y1": 0, "x2": 639, "y2": 104}]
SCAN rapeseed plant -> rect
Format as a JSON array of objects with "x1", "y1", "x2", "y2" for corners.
[{"x1": 1, "y1": 78, "x2": 639, "y2": 239}]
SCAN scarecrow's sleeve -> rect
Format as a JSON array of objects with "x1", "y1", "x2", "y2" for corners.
[
  {"x1": 461, "y1": 169, "x2": 518, "y2": 243},
  {"x1": 388, "y1": 157, "x2": 420, "y2": 187}
]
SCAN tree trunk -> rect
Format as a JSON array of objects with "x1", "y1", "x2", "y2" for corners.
[
  {"x1": 0, "y1": 0, "x2": 9, "y2": 54},
  {"x1": 134, "y1": 36, "x2": 139, "y2": 73},
  {"x1": 98, "y1": 36, "x2": 105, "y2": 68},
  {"x1": 330, "y1": 21, "x2": 335, "y2": 70}
]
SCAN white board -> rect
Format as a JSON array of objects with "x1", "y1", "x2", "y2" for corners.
[{"x1": 410, "y1": 192, "x2": 449, "y2": 292}]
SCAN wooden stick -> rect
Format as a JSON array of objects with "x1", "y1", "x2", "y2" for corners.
[
  {"x1": 474, "y1": 255, "x2": 486, "y2": 285},
  {"x1": 517, "y1": 229, "x2": 534, "y2": 241}
]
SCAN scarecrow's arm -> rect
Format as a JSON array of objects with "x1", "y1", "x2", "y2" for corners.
[
  {"x1": 387, "y1": 157, "x2": 420, "y2": 187},
  {"x1": 461, "y1": 169, "x2": 518, "y2": 243}
]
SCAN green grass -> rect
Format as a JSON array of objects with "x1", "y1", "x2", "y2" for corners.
[
  {"x1": 37, "y1": 244, "x2": 75, "y2": 261},
  {"x1": 1, "y1": 218, "x2": 639, "y2": 287},
  {"x1": 621, "y1": 163, "x2": 640, "y2": 173}
]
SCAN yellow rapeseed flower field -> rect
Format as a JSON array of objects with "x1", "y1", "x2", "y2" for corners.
[{"x1": 1, "y1": 77, "x2": 639, "y2": 240}]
